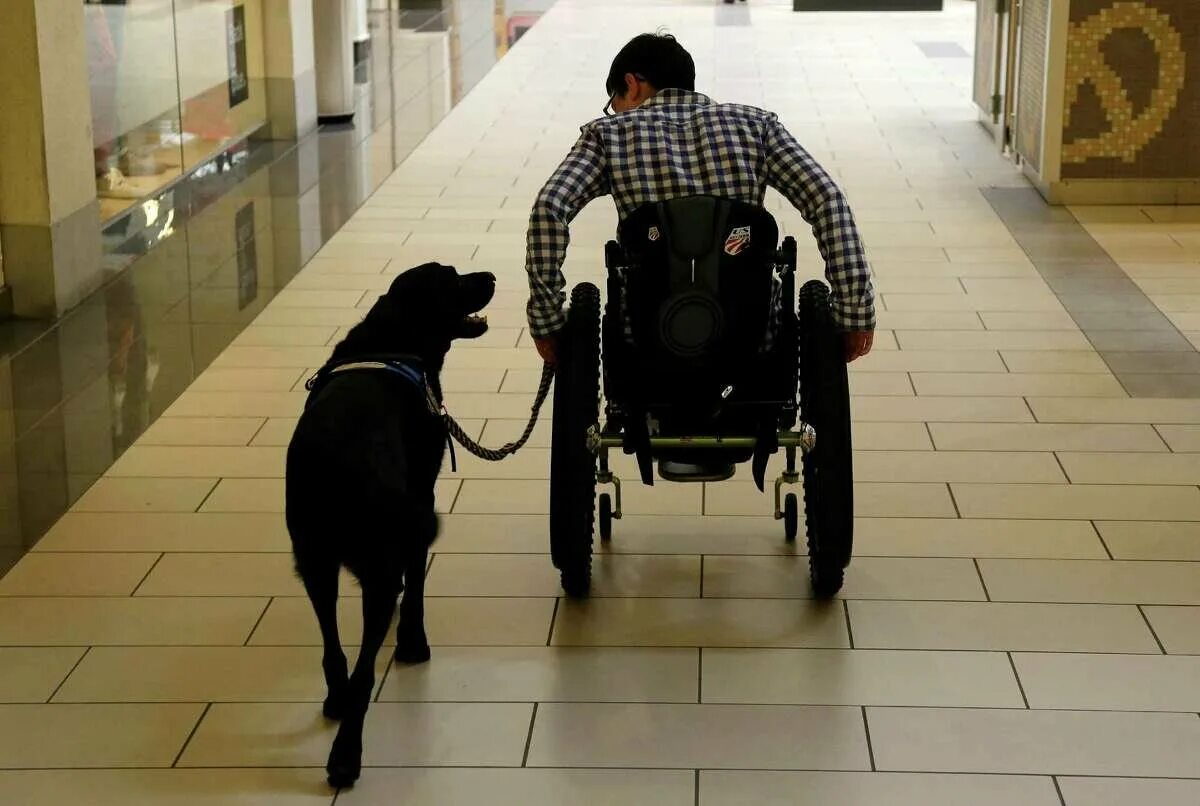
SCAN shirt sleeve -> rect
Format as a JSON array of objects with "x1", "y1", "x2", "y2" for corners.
[
  {"x1": 525, "y1": 125, "x2": 611, "y2": 338},
  {"x1": 761, "y1": 115, "x2": 876, "y2": 331}
]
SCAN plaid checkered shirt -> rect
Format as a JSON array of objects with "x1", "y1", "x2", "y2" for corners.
[{"x1": 525, "y1": 89, "x2": 876, "y2": 340}]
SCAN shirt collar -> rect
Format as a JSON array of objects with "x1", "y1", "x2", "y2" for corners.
[{"x1": 640, "y1": 88, "x2": 713, "y2": 110}]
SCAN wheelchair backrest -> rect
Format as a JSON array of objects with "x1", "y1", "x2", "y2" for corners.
[{"x1": 616, "y1": 196, "x2": 780, "y2": 368}]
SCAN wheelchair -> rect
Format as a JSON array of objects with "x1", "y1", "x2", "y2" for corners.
[{"x1": 549, "y1": 196, "x2": 854, "y2": 600}]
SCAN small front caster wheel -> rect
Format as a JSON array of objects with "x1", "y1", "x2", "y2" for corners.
[
  {"x1": 599, "y1": 493, "x2": 613, "y2": 543},
  {"x1": 783, "y1": 493, "x2": 798, "y2": 543}
]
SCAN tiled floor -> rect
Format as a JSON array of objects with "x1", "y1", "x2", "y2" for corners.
[{"x1": 1, "y1": 0, "x2": 1200, "y2": 803}]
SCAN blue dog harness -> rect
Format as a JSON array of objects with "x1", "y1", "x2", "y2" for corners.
[{"x1": 304, "y1": 356, "x2": 458, "y2": 471}]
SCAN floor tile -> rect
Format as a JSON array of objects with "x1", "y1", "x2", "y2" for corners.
[
  {"x1": 139, "y1": 417, "x2": 266, "y2": 447},
  {"x1": 0, "y1": 597, "x2": 267, "y2": 646},
  {"x1": 188, "y1": 368, "x2": 308, "y2": 392},
  {"x1": 53, "y1": 646, "x2": 387, "y2": 704},
  {"x1": 1013, "y1": 652, "x2": 1200, "y2": 711},
  {"x1": 552, "y1": 598, "x2": 850, "y2": 648},
  {"x1": 453, "y1": 479, "x2": 699, "y2": 515},
  {"x1": 852, "y1": 396, "x2": 1034, "y2": 422},
  {"x1": 135, "y1": 553, "x2": 307, "y2": 597},
  {"x1": 35, "y1": 513, "x2": 289, "y2": 553},
  {"x1": 0, "y1": 769, "x2": 333, "y2": 806},
  {"x1": 894, "y1": 330, "x2": 1091, "y2": 351},
  {"x1": 1139, "y1": 607, "x2": 1200, "y2": 653},
  {"x1": 526, "y1": 703, "x2": 869, "y2": 770},
  {"x1": 165, "y1": 391, "x2": 306, "y2": 418},
  {"x1": 200, "y1": 478, "x2": 459, "y2": 513},
  {"x1": 854, "y1": 518, "x2": 1107, "y2": 558},
  {"x1": 867, "y1": 707, "x2": 1200, "y2": 776},
  {"x1": 339, "y1": 769, "x2": 694, "y2": 806},
  {"x1": 702, "y1": 648, "x2": 1021, "y2": 707},
  {"x1": 1058, "y1": 778, "x2": 1200, "y2": 806},
  {"x1": 699, "y1": 771, "x2": 1060, "y2": 806},
  {"x1": 178, "y1": 702, "x2": 531, "y2": 768},
  {"x1": 0, "y1": 648, "x2": 85, "y2": 703},
  {"x1": 73, "y1": 478, "x2": 218, "y2": 513},
  {"x1": 426, "y1": 553, "x2": 700, "y2": 598},
  {"x1": 951, "y1": 483, "x2": 1200, "y2": 520},
  {"x1": 1096, "y1": 521, "x2": 1200, "y2": 560},
  {"x1": 978, "y1": 559, "x2": 1200, "y2": 605},
  {"x1": 703, "y1": 556, "x2": 985, "y2": 600},
  {"x1": 853, "y1": 451, "x2": 1064, "y2": 483},
  {"x1": 249, "y1": 596, "x2": 554, "y2": 647},
  {"x1": 929, "y1": 423, "x2": 1166, "y2": 452},
  {"x1": 380, "y1": 646, "x2": 697, "y2": 703},
  {"x1": 850, "y1": 349, "x2": 1006, "y2": 372},
  {"x1": 0, "y1": 553, "x2": 159, "y2": 596},
  {"x1": 912, "y1": 372, "x2": 1125, "y2": 397},
  {"x1": 706, "y1": 482, "x2": 956, "y2": 517},
  {"x1": 1154, "y1": 423, "x2": 1200, "y2": 451},
  {"x1": 1028, "y1": 397, "x2": 1200, "y2": 423},
  {"x1": 848, "y1": 601, "x2": 1159, "y2": 652},
  {"x1": 108, "y1": 446, "x2": 287, "y2": 478},
  {"x1": 0, "y1": 703, "x2": 203, "y2": 768},
  {"x1": 1058, "y1": 452, "x2": 1200, "y2": 484},
  {"x1": 250, "y1": 418, "x2": 300, "y2": 447}
]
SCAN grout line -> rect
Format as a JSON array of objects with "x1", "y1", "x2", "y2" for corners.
[
  {"x1": 1090, "y1": 521, "x2": 1115, "y2": 561},
  {"x1": 193, "y1": 479, "x2": 222, "y2": 513},
  {"x1": 245, "y1": 418, "x2": 271, "y2": 447},
  {"x1": 46, "y1": 647, "x2": 92, "y2": 703},
  {"x1": 545, "y1": 598, "x2": 560, "y2": 646},
  {"x1": 973, "y1": 558, "x2": 992, "y2": 601},
  {"x1": 244, "y1": 598, "x2": 274, "y2": 647},
  {"x1": 699, "y1": 556, "x2": 705, "y2": 599},
  {"x1": 861, "y1": 706, "x2": 877, "y2": 772},
  {"x1": 696, "y1": 647, "x2": 703, "y2": 704},
  {"x1": 1052, "y1": 776, "x2": 1067, "y2": 806},
  {"x1": 694, "y1": 769, "x2": 700, "y2": 806},
  {"x1": 946, "y1": 483, "x2": 961, "y2": 518},
  {"x1": 1007, "y1": 652, "x2": 1031, "y2": 709},
  {"x1": 1137, "y1": 605, "x2": 1168, "y2": 655},
  {"x1": 843, "y1": 599, "x2": 855, "y2": 648},
  {"x1": 172, "y1": 702, "x2": 212, "y2": 768},
  {"x1": 1150, "y1": 424, "x2": 1173, "y2": 452},
  {"x1": 1051, "y1": 452, "x2": 1071, "y2": 484},
  {"x1": 129, "y1": 554, "x2": 166, "y2": 596},
  {"x1": 520, "y1": 702, "x2": 539, "y2": 767}
]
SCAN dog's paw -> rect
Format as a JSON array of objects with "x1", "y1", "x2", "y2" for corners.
[
  {"x1": 326, "y1": 731, "x2": 363, "y2": 789},
  {"x1": 322, "y1": 689, "x2": 349, "y2": 721},
  {"x1": 394, "y1": 638, "x2": 432, "y2": 665}
]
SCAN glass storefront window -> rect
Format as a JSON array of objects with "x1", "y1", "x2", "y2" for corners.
[{"x1": 85, "y1": 0, "x2": 268, "y2": 224}]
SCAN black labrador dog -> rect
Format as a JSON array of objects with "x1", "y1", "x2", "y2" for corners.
[{"x1": 285, "y1": 262, "x2": 495, "y2": 788}]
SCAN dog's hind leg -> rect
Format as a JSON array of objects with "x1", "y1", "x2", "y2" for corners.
[
  {"x1": 300, "y1": 563, "x2": 349, "y2": 721},
  {"x1": 394, "y1": 545, "x2": 431, "y2": 664},
  {"x1": 326, "y1": 583, "x2": 396, "y2": 789}
]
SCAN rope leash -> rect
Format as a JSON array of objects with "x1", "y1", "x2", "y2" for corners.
[{"x1": 443, "y1": 363, "x2": 555, "y2": 461}]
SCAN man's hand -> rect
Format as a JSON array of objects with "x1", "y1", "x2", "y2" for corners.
[
  {"x1": 533, "y1": 335, "x2": 559, "y2": 366},
  {"x1": 844, "y1": 330, "x2": 874, "y2": 363}
]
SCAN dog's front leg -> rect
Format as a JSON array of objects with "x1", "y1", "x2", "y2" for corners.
[{"x1": 394, "y1": 546, "x2": 431, "y2": 664}]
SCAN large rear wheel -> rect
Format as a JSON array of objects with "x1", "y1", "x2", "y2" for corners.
[
  {"x1": 798, "y1": 280, "x2": 854, "y2": 599},
  {"x1": 549, "y1": 283, "x2": 602, "y2": 598}
]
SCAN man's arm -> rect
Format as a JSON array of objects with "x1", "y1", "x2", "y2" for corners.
[
  {"x1": 526, "y1": 126, "x2": 611, "y2": 344},
  {"x1": 761, "y1": 115, "x2": 876, "y2": 339}
]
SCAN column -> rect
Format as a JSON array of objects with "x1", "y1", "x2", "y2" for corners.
[
  {"x1": 261, "y1": 0, "x2": 320, "y2": 140},
  {"x1": 0, "y1": 0, "x2": 103, "y2": 318}
]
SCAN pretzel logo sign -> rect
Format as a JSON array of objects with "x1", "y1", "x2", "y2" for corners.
[{"x1": 1063, "y1": 2, "x2": 1186, "y2": 164}]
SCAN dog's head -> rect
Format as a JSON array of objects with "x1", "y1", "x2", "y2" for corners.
[{"x1": 331, "y1": 263, "x2": 496, "y2": 371}]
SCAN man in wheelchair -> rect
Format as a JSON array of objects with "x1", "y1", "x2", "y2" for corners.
[{"x1": 524, "y1": 32, "x2": 876, "y2": 598}]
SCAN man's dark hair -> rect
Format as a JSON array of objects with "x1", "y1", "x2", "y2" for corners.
[{"x1": 605, "y1": 33, "x2": 696, "y2": 97}]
